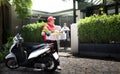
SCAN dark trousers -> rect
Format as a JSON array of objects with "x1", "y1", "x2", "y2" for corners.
[
  {"x1": 45, "y1": 40, "x2": 58, "y2": 53},
  {"x1": 45, "y1": 40, "x2": 60, "y2": 66}
]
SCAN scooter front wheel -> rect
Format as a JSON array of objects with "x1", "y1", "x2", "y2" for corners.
[
  {"x1": 44, "y1": 56, "x2": 57, "y2": 72},
  {"x1": 5, "y1": 58, "x2": 19, "y2": 69}
]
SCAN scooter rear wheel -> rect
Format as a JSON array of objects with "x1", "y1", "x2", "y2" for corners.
[{"x1": 5, "y1": 58, "x2": 19, "y2": 69}]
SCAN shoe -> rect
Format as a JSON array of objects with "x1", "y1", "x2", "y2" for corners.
[{"x1": 57, "y1": 66, "x2": 62, "y2": 70}]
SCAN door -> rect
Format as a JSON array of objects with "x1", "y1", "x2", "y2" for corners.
[{"x1": 1, "y1": 3, "x2": 10, "y2": 44}]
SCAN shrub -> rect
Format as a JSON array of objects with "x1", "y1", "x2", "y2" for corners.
[
  {"x1": 0, "y1": 49, "x2": 9, "y2": 63},
  {"x1": 0, "y1": 37, "x2": 12, "y2": 63},
  {"x1": 78, "y1": 14, "x2": 120, "y2": 43},
  {"x1": 22, "y1": 22, "x2": 46, "y2": 42},
  {"x1": 0, "y1": 51, "x2": 4, "y2": 63}
]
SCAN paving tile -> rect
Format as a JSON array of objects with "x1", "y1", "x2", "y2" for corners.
[{"x1": 1, "y1": 52, "x2": 120, "y2": 74}]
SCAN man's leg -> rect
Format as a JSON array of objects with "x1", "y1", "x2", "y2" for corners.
[{"x1": 53, "y1": 41, "x2": 61, "y2": 70}]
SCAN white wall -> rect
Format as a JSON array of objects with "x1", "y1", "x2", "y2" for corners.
[
  {"x1": 76, "y1": 10, "x2": 80, "y2": 22},
  {"x1": 71, "y1": 23, "x2": 78, "y2": 54},
  {"x1": 108, "y1": 8, "x2": 120, "y2": 14},
  {"x1": 76, "y1": 10, "x2": 85, "y2": 22}
]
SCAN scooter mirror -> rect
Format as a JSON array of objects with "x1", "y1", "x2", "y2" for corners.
[
  {"x1": 15, "y1": 26, "x2": 19, "y2": 33},
  {"x1": 15, "y1": 26, "x2": 19, "y2": 29}
]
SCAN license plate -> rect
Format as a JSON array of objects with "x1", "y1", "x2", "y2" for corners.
[{"x1": 53, "y1": 52, "x2": 59, "y2": 60}]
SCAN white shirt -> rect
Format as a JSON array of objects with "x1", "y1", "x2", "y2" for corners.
[{"x1": 61, "y1": 26, "x2": 70, "y2": 32}]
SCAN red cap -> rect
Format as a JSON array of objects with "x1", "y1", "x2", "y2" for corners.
[{"x1": 47, "y1": 16, "x2": 55, "y2": 22}]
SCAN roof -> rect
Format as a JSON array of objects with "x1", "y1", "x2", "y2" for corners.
[
  {"x1": 32, "y1": 0, "x2": 74, "y2": 13},
  {"x1": 78, "y1": 0, "x2": 101, "y2": 5},
  {"x1": 32, "y1": 9, "x2": 73, "y2": 17}
]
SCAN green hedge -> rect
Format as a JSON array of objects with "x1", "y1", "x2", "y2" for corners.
[
  {"x1": 78, "y1": 14, "x2": 120, "y2": 43},
  {"x1": 22, "y1": 22, "x2": 46, "y2": 42}
]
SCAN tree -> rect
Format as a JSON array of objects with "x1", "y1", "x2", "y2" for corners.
[
  {"x1": 12, "y1": 0, "x2": 32, "y2": 20},
  {"x1": 1, "y1": 0, "x2": 32, "y2": 20}
]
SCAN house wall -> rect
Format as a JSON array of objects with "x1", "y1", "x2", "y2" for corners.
[
  {"x1": 76, "y1": 10, "x2": 80, "y2": 22},
  {"x1": 58, "y1": 16, "x2": 73, "y2": 28},
  {"x1": 0, "y1": 6, "x2": 2, "y2": 47},
  {"x1": 0, "y1": 2, "x2": 11, "y2": 45},
  {"x1": 10, "y1": 6, "x2": 22, "y2": 35},
  {"x1": 79, "y1": 4, "x2": 120, "y2": 18},
  {"x1": 0, "y1": 2, "x2": 22, "y2": 46},
  {"x1": 2, "y1": 4, "x2": 11, "y2": 44}
]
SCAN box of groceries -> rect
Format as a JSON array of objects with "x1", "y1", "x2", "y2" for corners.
[{"x1": 46, "y1": 33, "x2": 66, "y2": 40}]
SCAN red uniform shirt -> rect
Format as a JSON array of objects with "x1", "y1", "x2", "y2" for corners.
[{"x1": 44, "y1": 23, "x2": 56, "y2": 41}]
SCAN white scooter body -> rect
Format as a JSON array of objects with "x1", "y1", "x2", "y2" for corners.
[{"x1": 5, "y1": 33, "x2": 59, "y2": 72}]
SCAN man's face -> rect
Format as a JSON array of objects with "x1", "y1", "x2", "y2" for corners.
[{"x1": 50, "y1": 20, "x2": 55, "y2": 25}]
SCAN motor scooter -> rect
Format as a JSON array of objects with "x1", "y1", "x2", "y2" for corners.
[{"x1": 5, "y1": 33, "x2": 59, "y2": 72}]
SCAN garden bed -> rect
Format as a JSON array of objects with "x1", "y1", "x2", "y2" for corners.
[{"x1": 78, "y1": 43, "x2": 120, "y2": 58}]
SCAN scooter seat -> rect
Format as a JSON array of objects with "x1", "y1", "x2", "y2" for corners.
[{"x1": 23, "y1": 42, "x2": 49, "y2": 53}]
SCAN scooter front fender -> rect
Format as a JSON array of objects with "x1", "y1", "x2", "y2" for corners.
[
  {"x1": 5, "y1": 53, "x2": 16, "y2": 60},
  {"x1": 52, "y1": 52, "x2": 59, "y2": 60}
]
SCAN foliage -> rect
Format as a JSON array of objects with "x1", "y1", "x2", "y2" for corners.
[
  {"x1": 5, "y1": 37, "x2": 13, "y2": 49},
  {"x1": 22, "y1": 22, "x2": 46, "y2": 42},
  {"x1": 0, "y1": 0, "x2": 8, "y2": 6},
  {"x1": 0, "y1": 0, "x2": 32, "y2": 20},
  {"x1": 0, "y1": 37, "x2": 13, "y2": 63},
  {"x1": 78, "y1": 14, "x2": 120, "y2": 43},
  {"x1": 0, "y1": 49, "x2": 9, "y2": 63},
  {"x1": 12, "y1": 0, "x2": 32, "y2": 20}
]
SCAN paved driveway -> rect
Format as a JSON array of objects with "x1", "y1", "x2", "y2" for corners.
[{"x1": 1, "y1": 52, "x2": 120, "y2": 74}]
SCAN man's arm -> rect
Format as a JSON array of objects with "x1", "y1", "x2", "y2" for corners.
[{"x1": 41, "y1": 26, "x2": 46, "y2": 36}]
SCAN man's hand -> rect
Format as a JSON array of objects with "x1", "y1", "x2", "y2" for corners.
[{"x1": 41, "y1": 31, "x2": 45, "y2": 36}]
